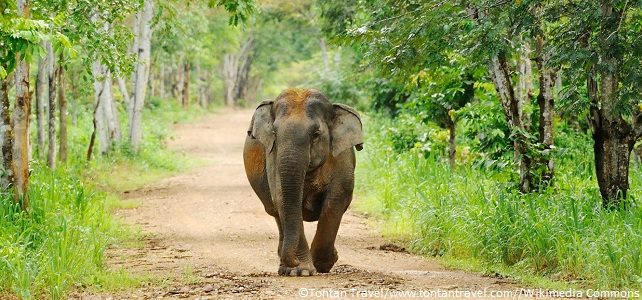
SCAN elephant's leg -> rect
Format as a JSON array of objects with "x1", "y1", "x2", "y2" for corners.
[
  {"x1": 275, "y1": 216, "x2": 283, "y2": 258},
  {"x1": 278, "y1": 225, "x2": 316, "y2": 276},
  {"x1": 310, "y1": 201, "x2": 346, "y2": 273}
]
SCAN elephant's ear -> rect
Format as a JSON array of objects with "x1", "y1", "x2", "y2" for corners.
[
  {"x1": 248, "y1": 100, "x2": 275, "y2": 153},
  {"x1": 330, "y1": 103, "x2": 364, "y2": 157}
]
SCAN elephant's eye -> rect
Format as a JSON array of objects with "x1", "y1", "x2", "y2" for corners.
[{"x1": 311, "y1": 130, "x2": 321, "y2": 139}]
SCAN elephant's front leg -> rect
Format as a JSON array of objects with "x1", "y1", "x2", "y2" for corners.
[
  {"x1": 310, "y1": 198, "x2": 348, "y2": 273},
  {"x1": 277, "y1": 221, "x2": 316, "y2": 276}
]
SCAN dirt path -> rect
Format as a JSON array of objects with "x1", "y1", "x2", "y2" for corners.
[{"x1": 82, "y1": 108, "x2": 530, "y2": 299}]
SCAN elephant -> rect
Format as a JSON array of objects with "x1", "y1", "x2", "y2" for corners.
[{"x1": 243, "y1": 88, "x2": 363, "y2": 276}]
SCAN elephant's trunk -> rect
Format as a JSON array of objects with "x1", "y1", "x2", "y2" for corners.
[{"x1": 277, "y1": 135, "x2": 309, "y2": 267}]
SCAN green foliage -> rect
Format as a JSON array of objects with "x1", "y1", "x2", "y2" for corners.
[
  {"x1": 0, "y1": 164, "x2": 121, "y2": 299},
  {"x1": 0, "y1": 7, "x2": 48, "y2": 77},
  {"x1": 356, "y1": 115, "x2": 642, "y2": 290},
  {"x1": 210, "y1": 0, "x2": 255, "y2": 26},
  {"x1": 459, "y1": 99, "x2": 512, "y2": 169}
]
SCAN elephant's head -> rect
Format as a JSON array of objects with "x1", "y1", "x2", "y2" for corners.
[{"x1": 247, "y1": 88, "x2": 363, "y2": 269}]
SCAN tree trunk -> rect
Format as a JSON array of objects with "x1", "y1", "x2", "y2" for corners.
[
  {"x1": 130, "y1": 11, "x2": 140, "y2": 95},
  {"x1": 129, "y1": 0, "x2": 153, "y2": 153},
  {"x1": 488, "y1": 54, "x2": 532, "y2": 192},
  {"x1": 593, "y1": 119, "x2": 634, "y2": 207},
  {"x1": 159, "y1": 64, "x2": 165, "y2": 99},
  {"x1": 222, "y1": 53, "x2": 236, "y2": 106},
  {"x1": 196, "y1": 64, "x2": 209, "y2": 108},
  {"x1": 516, "y1": 41, "x2": 532, "y2": 131},
  {"x1": 535, "y1": 36, "x2": 555, "y2": 185},
  {"x1": 174, "y1": 62, "x2": 184, "y2": 102},
  {"x1": 68, "y1": 72, "x2": 79, "y2": 126},
  {"x1": 182, "y1": 61, "x2": 189, "y2": 107},
  {"x1": 92, "y1": 61, "x2": 109, "y2": 154},
  {"x1": 222, "y1": 36, "x2": 255, "y2": 106},
  {"x1": 117, "y1": 76, "x2": 130, "y2": 113},
  {"x1": 35, "y1": 55, "x2": 46, "y2": 157},
  {"x1": 12, "y1": 0, "x2": 31, "y2": 208},
  {"x1": 588, "y1": 66, "x2": 634, "y2": 208},
  {"x1": 233, "y1": 37, "x2": 255, "y2": 105},
  {"x1": 86, "y1": 95, "x2": 100, "y2": 162},
  {"x1": 46, "y1": 41, "x2": 57, "y2": 169},
  {"x1": 103, "y1": 72, "x2": 120, "y2": 144},
  {"x1": 1, "y1": 77, "x2": 13, "y2": 191},
  {"x1": 57, "y1": 54, "x2": 67, "y2": 164}
]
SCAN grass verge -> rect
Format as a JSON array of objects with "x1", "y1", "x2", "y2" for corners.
[
  {"x1": 354, "y1": 115, "x2": 642, "y2": 291},
  {"x1": 0, "y1": 98, "x2": 212, "y2": 299}
]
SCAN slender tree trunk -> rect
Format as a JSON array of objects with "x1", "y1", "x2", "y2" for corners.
[
  {"x1": 46, "y1": 42, "x2": 57, "y2": 169},
  {"x1": 222, "y1": 53, "x2": 236, "y2": 106},
  {"x1": 196, "y1": 64, "x2": 207, "y2": 108},
  {"x1": 535, "y1": 36, "x2": 555, "y2": 184},
  {"x1": 130, "y1": 11, "x2": 140, "y2": 95},
  {"x1": 222, "y1": 36, "x2": 255, "y2": 106},
  {"x1": 69, "y1": 73, "x2": 79, "y2": 126},
  {"x1": 233, "y1": 37, "x2": 255, "y2": 105},
  {"x1": 12, "y1": 0, "x2": 31, "y2": 208},
  {"x1": 129, "y1": 0, "x2": 153, "y2": 153},
  {"x1": 104, "y1": 73, "x2": 121, "y2": 142},
  {"x1": 516, "y1": 41, "x2": 532, "y2": 131},
  {"x1": 117, "y1": 76, "x2": 130, "y2": 113},
  {"x1": 1, "y1": 77, "x2": 13, "y2": 191},
  {"x1": 488, "y1": 54, "x2": 532, "y2": 192},
  {"x1": 92, "y1": 61, "x2": 109, "y2": 154},
  {"x1": 35, "y1": 56, "x2": 46, "y2": 157},
  {"x1": 182, "y1": 61, "x2": 189, "y2": 107},
  {"x1": 86, "y1": 96, "x2": 101, "y2": 162},
  {"x1": 57, "y1": 55, "x2": 67, "y2": 164}
]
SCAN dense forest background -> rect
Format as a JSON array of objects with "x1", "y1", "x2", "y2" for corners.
[{"x1": 2, "y1": 0, "x2": 642, "y2": 298}]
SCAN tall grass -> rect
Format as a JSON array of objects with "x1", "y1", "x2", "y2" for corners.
[
  {"x1": 0, "y1": 164, "x2": 120, "y2": 299},
  {"x1": 355, "y1": 115, "x2": 642, "y2": 290},
  {"x1": 0, "y1": 98, "x2": 210, "y2": 299}
]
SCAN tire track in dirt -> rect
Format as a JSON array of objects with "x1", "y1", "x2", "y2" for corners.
[{"x1": 76, "y1": 108, "x2": 540, "y2": 299}]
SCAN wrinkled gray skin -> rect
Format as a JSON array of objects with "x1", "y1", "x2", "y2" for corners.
[{"x1": 243, "y1": 89, "x2": 363, "y2": 276}]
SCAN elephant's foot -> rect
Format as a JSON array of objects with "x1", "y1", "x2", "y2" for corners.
[
  {"x1": 312, "y1": 247, "x2": 338, "y2": 273},
  {"x1": 278, "y1": 261, "x2": 316, "y2": 276}
]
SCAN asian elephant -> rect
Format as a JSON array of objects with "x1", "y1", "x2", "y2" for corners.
[{"x1": 243, "y1": 88, "x2": 363, "y2": 276}]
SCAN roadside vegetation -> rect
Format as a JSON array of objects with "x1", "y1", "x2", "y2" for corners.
[
  {"x1": 355, "y1": 115, "x2": 642, "y2": 290},
  {"x1": 0, "y1": 99, "x2": 209, "y2": 298}
]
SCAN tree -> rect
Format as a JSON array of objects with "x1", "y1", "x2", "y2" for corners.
[
  {"x1": 46, "y1": 40, "x2": 56, "y2": 169},
  {"x1": 548, "y1": 1, "x2": 642, "y2": 207},
  {"x1": 12, "y1": 0, "x2": 33, "y2": 207},
  {"x1": 35, "y1": 55, "x2": 46, "y2": 157},
  {"x1": 129, "y1": 0, "x2": 154, "y2": 153},
  {"x1": 57, "y1": 52, "x2": 67, "y2": 163},
  {"x1": 321, "y1": 0, "x2": 557, "y2": 192},
  {"x1": 408, "y1": 66, "x2": 475, "y2": 168}
]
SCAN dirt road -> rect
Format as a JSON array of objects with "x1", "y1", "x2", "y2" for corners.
[{"x1": 87, "y1": 108, "x2": 525, "y2": 299}]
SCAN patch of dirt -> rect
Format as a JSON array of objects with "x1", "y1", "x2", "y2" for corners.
[
  {"x1": 72, "y1": 108, "x2": 558, "y2": 299},
  {"x1": 368, "y1": 243, "x2": 408, "y2": 253}
]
